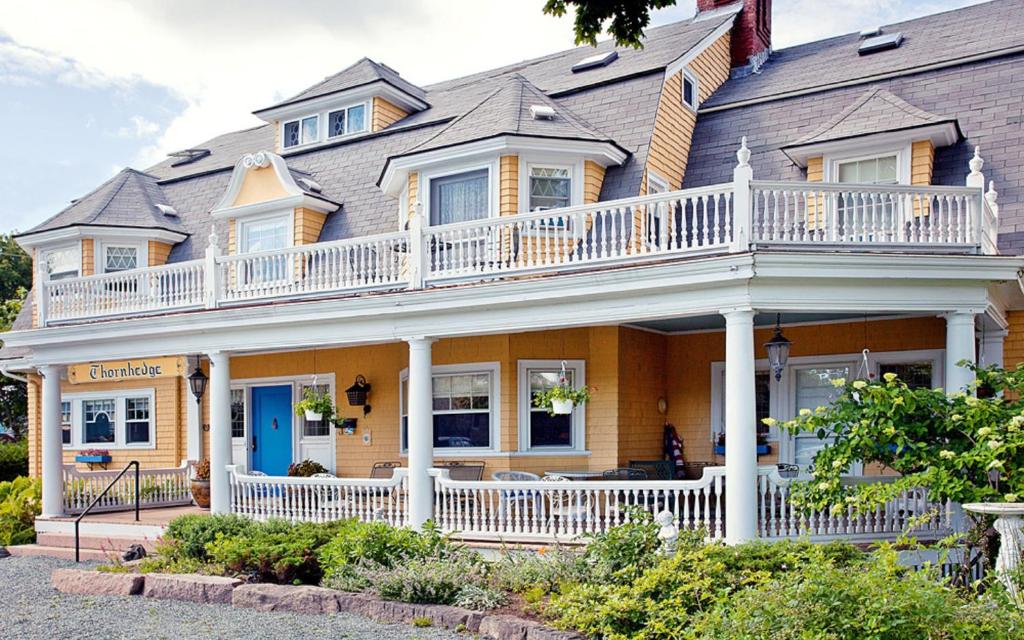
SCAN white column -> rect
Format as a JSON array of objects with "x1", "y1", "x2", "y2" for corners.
[
  {"x1": 39, "y1": 365, "x2": 64, "y2": 518},
  {"x1": 208, "y1": 352, "x2": 232, "y2": 514},
  {"x1": 723, "y1": 308, "x2": 758, "y2": 544},
  {"x1": 945, "y1": 312, "x2": 977, "y2": 394},
  {"x1": 979, "y1": 328, "x2": 1006, "y2": 369},
  {"x1": 406, "y1": 337, "x2": 436, "y2": 530}
]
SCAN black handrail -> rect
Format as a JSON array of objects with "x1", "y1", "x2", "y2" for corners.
[{"x1": 74, "y1": 460, "x2": 140, "y2": 562}]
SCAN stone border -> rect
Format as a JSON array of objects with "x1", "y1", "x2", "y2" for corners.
[{"x1": 51, "y1": 569, "x2": 583, "y2": 640}]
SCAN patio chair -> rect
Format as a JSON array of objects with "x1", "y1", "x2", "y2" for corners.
[
  {"x1": 628, "y1": 459, "x2": 674, "y2": 480},
  {"x1": 436, "y1": 460, "x2": 485, "y2": 481},
  {"x1": 370, "y1": 461, "x2": 402, "y2": 479},
  {"x1": 492, "y1": 471, "x2": 542, "y2": 520},
  {"x1": 602, "y1": 467, "x2": 648, "y2": 480},
  {"x1": 542, "y1": 475, "x2": 594, "y2": 530}
]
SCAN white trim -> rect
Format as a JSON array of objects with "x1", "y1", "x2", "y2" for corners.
[
  {"x1": 96, "y1": 240, "x2": 147, "y2": 275},
  {"x1": 682, "y1": 69, "x2": 700, "y2": 112},
  {"x1": 381, "y1": 136, "x2": 627, "y2": 195},
  {"x1": 210, "y1": 150, "x2": 335, "y2": 218},
  {"x1": 39, "y1": 243, "x2": 81, "y2": 281},
  {"x1": 18, "y1": 226, "x2": 186, "y2": 251},
  {"x1": 61, "y1": 388, "x2": 157, "y2": 450},
  {"x1": 399, "y1": 361, "x2": 501, "y2": 454},
  {"x1": 664, "y1": 11, "x2": 738, "y2": 79},
  {"x1": 519, "y1": 159, "x2": 583, "y2": 213},
  {"x1": 646, "y1": 171, "x2": 669, "y2": 195},
  {"x1": 235, "y1": 210, "x2": 295, "y2": 255},
  {"x1": 516, "y1": 359, "x2": 586, "y2": 453},
  {"x1": 280, "y1": 100, "x2": 373, "y2": 151},
  {"x1": 254, "y1": 81, "x2": 427, "y2": 122},
  {"x1": 788, "y1": 128, "x2": 957, "y2": 169},
  {"x1": 823, "y1": 143, "x2": 912, "y2": 185}
]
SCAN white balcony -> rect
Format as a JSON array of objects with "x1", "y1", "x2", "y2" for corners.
[{"x1": 37, "y1": 169, "x2": 999, "y2": 326}]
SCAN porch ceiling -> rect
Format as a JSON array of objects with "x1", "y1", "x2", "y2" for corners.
[{"x1": 626, "y1": 312, "x2": 896, "y2": 334}]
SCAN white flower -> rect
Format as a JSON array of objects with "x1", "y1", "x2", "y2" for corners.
[
  {"x1": 988, "y1": 459, "x2": 1004, "y2": 470},
  {"x1": 799, "y1": 408, "x2": 812, "y2": 417},
  {"x1": 988, "y1": 440, "x2": 1003, "y2": 450},
  {"x1": 761, "y1": 417, "x2": 778, "y2": 427},
  {"x1": 883, "y1": 372, "x2": 898, "y2": 383},
  {"x1": 939, "y1": 450, "x2": 956, "y2": 460},
  {"x1": 1005, "y1": 494, "x2": 1019, "y2": 503},
  {"x1": 818, "y1": 481, "x2": 832, "y2": 491},
  {"x1": 830, "y1": 378, "x2": 846, "y2": 388},
  {"x1": 852, "y1": 380, "x2": 868, "y2": 390},
  {"x1": 978, "y1": 427, "x2": 993, "y2": 437}
]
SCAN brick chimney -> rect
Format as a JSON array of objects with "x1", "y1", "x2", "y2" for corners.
[{"x1": 697, "y1": 0, "x2": 772, "y2": 75}]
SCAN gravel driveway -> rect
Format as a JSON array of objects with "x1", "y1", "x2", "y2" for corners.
[{"x1": 0, "y1": 555, "x2": 465, "y2": 640}]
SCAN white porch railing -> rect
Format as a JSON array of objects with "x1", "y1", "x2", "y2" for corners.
[
  {"x1": 62, "y1": 461, "x2": 193, "y2": 514},
  {"x1": 432, "y1": 467, "x2": 727, "y2": 542},
  {"x1": 36, "y1": 142, "x2": 1000, "y2": 326},
  {"x1": 757, "y1": 468, "x2": 951, "y2": 541},
  {"x1": 227, "y1": 465, "x2": 409, "y2": 526},
  {"x1": 44, "y1": 260, "x2": 206, "y2": 323}
]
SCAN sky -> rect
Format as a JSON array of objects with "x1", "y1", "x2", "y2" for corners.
[{"x1": 0, "y1": 0, "x2": 990, "y2": 235}]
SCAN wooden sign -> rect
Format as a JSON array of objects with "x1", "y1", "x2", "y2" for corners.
[{"x1": 69, "y1": 357, "x2": 185, "y2": 384}]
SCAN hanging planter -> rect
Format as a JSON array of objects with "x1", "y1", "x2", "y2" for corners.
[
  {"x1": 532, "y1": 361, "x2": 591, "y2": 416},
  {"x1": 294, "y1": 386, "x2": 334, "y2": 423}
]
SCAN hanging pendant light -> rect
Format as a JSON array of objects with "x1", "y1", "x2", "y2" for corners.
[{"x1": 764, "y1": 314, "x2": 792, "y2": 382}]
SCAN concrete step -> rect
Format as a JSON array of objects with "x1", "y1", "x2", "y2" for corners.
[
  {"x1": 36, "y1": 532, "x2": 159, "y2": 552},
  {"x1": 6, "y1": 544, "x2": 114, "y2": 562}
]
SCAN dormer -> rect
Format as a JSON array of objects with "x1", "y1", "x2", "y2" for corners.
[
  {"x1": 210, "y1": 151, "x2": 339, "y2": 256},
  {"x1": 253, "y1": 58, "x2": 428, "y2": 154}
]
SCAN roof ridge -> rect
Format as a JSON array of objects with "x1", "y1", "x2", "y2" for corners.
[
  {"x1": 83, "y1": 170, "x2": 132, "y2": 225},
  {"x1": 405, "y1": 82, "x2": 506, "y2": 153}
]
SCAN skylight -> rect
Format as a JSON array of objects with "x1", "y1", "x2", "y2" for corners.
[
  {"x1": 167, "y1": 148, "x2": 211, "y2": 167},
  {"x1": 572, "y1": 50, "x2": 618, "y2": 73},
  {"x1": 859, "y1": 32, "x2": 904, "y2": 55}
]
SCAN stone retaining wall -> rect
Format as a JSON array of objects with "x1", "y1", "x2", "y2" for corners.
[{"x1": 51, "y1": 569, "x2": 582, "y2": 640}]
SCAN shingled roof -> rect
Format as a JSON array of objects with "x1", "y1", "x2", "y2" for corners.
[
  {"x1": 20, "y1": 168, "x2": 185, "y2": 238},
  {"x1": 787, "y1": 87, "x2": 960, "y2": 148},
  {"x1": 257, "y1": 57, "x2": 428, "y2": 114}
]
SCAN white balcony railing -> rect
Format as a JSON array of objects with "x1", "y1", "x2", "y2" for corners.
[
  {"x1": 62, "y1": 461, "x2": 193, "y2": 514},
  {"x1": 37, "y1": 143, "x2": 999, "y2": 326}
]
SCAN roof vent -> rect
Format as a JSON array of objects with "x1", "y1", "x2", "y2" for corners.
[
  {"x1": 530, "y1": 104, "x2": 556, "y2": 120},
  {"x1": 167, "y1": 148, "x2": 211, "y2": 167},
  {"x1": 297, "y1": 177, "x2": 323, "y2": 193},
  {"x1": 155, "y1": 204, "x2": 178, "y2": 217},
  {"x1": 859, "y1": 26, "x2": 882, "y2": 38},
  {"x1": 571, "y1": 50, "x2": 618, "y2": 73},
  {"x1": 859, "y1": 32, "x2": 904, "y2": 55}
]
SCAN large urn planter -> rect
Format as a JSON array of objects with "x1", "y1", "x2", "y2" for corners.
[
  {"x1": 963, "y1": 502, "x2": 1024, "y2": 604},
  {"x1": 191, "y1": 479, "x2": 211, "y2": 509}
]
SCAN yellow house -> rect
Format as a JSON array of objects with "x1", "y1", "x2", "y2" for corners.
[{"x1": 4, "y1": 0, "x2": 1024, "y2": 551}]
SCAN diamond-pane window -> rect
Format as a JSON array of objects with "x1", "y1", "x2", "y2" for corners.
[
  {"x1": 104, "y1": 246, "x2": 138, "y2": 273},
  {"x1": 329, "y1": 110, "x2": 346, "y2": 137},
  {"x1": 283, "y1": 121, "x2": 300, "y2": 148},
  {"x1": 529, "y1": 167, "x2": 571, "y2": 211}
]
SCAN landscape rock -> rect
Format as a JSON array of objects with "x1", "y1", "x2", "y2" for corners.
[
  {"x1": 142, "y1": 573, "x2": 240, "y2": 604},
  {"x1": 479, "y1": 614, "x2": 542, "y2": 640},
  {"x1": 233, "y1": 583, "x2": 353, "y2": 614},
  {"x1": 526, "y1": 626, "x2": 586, "y2": 640},
  {"x1": 51, "y1": 568, "x2": 144, "y2": 596}
]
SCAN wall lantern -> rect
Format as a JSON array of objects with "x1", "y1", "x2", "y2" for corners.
[
  {"x1": 346, "y1": 375, "x2": 372, "y2": 415},
  {"x1": 187, "y1": 360, "x2": 210, "y2": 432},
  {"x1": 764, "y1": 314, "x2": 792, "y2": 382}
]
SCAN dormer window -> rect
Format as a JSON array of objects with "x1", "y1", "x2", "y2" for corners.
[
  {"x1": 283, "y1": 115, "x2": 320, "y2": 148},
  {"x1": 328, "y1": 103, "x2": 368, "y2": 138},
  {"x1": 103, "y1": 246, "x2": 139, "y2": 273},
  {"x1": 529, "y1": 166, "x2": 571, "y2": 211},
  {"x1": 682, "y1": 70, "x2": 699, "y2": 111},
  {"x1": 43, "y1": 245, "x2": 80, "y2": 281}
]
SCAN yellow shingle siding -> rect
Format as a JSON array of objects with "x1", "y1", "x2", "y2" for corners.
[
  {"x1": 584, "y1": 161, "x2": 606, "y2": 204},
  {"x1": 148, "y1": 241, "x2": 173, "y2": 267},
  {"x1": 294, "y1": 207, "x2": 327, "y2": 245},
  {"x1": 372, "y1": 97, "x2": 409, "y2": 132},
  {"x1": 80, "y1": 239, "x2": 94, "y2": 276},
  {"x1": 643, "y1": 31, "x2": 731, "y2": 195},
  {"x1": 408, "y1": 172, "x2": 419, "y2": 220},
  {"x1": 911, "y1": 140, "x2": 935, "y2": 185},
  {"x1": 227, "y1": 219, "x2": 237, "y2": 255},
  {"x1": 806, "y1": 157, "x2": 824, "y2": 182},
  {"x1": 499, "y1": 156, "x2": 519, "y2": 216}
]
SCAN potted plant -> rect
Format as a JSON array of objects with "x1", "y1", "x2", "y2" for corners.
[
  {"x1": 287, "y1": 459, "x2": 329, "y2": 477},
  {"x1": 533, "y1": 379, "x2": 592, "y2": 415},
  {"x1": 75, "y1": 449, "x2": 112, "y2": 464},
  {"x1": 294, "y1": 386, "x2": 334, "y2": 422},
  {"x1": 191, "y1": 459, "x2": 211, "y2": 509}
]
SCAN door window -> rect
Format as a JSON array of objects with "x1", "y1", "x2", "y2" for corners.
[{"x1": 792, "y1": 365, "x2": 850, "y2": 469}]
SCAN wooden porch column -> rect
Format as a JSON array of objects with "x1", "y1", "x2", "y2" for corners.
[
  {"x1": 944, "y1": 311, "x2": 977, "y2": 394},
  {"x1": 208, "y1": 351, "x2": 232, "y2": 514},
  {"x1": 406, "y1": 337, "x2": 436, "y2": 530},
  {"x1": 39, "y1": 364, "x2": 65, "y2": 518},
  {"x1": 722, "y1": 308, "x2": 758, "y2": 544}
]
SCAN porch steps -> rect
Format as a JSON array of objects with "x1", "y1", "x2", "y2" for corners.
[
  {"x1": 8, "y1": 530, "x2": 160, "y2": 561},
  {"x1": 6, "y1": 544, "x2": 114, "y2": 562}
]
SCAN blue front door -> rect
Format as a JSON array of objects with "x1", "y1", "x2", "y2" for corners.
[{"x1": 251, "y1": 385, "x2": 293, "y2": 476}]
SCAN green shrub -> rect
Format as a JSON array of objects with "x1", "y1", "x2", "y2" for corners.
[
  {"x1": 162, "y1": 514, "x2": 256, "y2": 561},
  {"x1": 454, "y1": 584, "x2": 508, "y2": 611},
  {"x1": 491, "y1": 547, "x2": 586, "y2": 595},
  {"x1": 0, "y1": 440, "x2": 28, "y2": 482},
  {"x1": 206, "y1": 519, "x2": 345, "y2": 584},
  {"x1": 689, "y1": 550, "x2": 1024, "y2": 640},
  {"x1": 548, "y1": 539, "x2": 865, "y2": 640},
  {"x1": 579, "y1": 510, "x2": 663, "y2": 584},
  {"x1": 317, "y1": 519, "x2": 453, "y2": 583},
  {"x1": 358, "y1": 550, "x2": 489, "y2": 606},
  {"x1": 0, "y1": 476, "x2": 40, "y2": 545}
]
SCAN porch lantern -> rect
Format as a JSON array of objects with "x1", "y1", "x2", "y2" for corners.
[
  {"x1": 188, "y1": 362, "x2": 209, "y2": 404},
  {"x1": 346, "y1": 375, "x2": 372, "y2": 415},
  {"x1": 764, "y1": 314, "x2": 792, "y2": 382}
]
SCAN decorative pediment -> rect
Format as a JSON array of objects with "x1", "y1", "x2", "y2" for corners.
[{"x1": 210, "y1": 151, "x2": 337, "y2": 219}]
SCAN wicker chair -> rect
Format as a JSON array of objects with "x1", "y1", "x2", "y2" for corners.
[{"x1": 542, "y1": 475, "x2": 594, "y2": 527}]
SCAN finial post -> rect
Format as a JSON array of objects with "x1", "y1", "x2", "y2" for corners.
[{"x1": 966, "y1": 146, "x2": 985, "y2": 188}]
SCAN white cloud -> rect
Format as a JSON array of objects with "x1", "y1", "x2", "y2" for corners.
[
  {"x1": 117, "y1": 115, "x2": 161, "y2": 139},
  {"x1": 0, "y1": 39, "x2": 127, "y2": 89}
]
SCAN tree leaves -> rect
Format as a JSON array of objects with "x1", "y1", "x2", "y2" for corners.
[{"x1": 543, "y1": 0, "x2": 679, "y2": 49}]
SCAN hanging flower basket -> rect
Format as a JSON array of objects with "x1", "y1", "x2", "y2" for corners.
[
  {"x1": 533, "y1": 363, "x2": 592, "y2": 416},
  {"x1": 551, "y1": 398, "x2": 575, "y2": 415},
  {"x1": 294, "y1": 386, "x2": 334, "y2": 423}
]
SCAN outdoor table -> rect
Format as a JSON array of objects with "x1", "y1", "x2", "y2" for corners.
[{"x1": 544, "y1": 470, "x2": 603, "y2": 480}]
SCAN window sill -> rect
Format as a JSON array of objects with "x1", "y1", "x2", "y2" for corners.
[{"x1": 512, "y1": 449, "x2": 591, "y2": 457}]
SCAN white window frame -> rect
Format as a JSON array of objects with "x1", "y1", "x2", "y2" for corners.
[
  {"x1": 422, "y1": 162, "x2": 498, "y2": 226},
  {"x1": 61, "y1": 389, "x2": 157, "y2": 450},
  {"x1": 236, "y1": 211, "x2": 294, "y2": 255},
  {"x1": 281, "y1": 114, "x2": 321, "y2": 149},
  {"x1": 681, "y1": 69, "x2": 699, "y2": 111},
  {"x1": 524, "y1": 163, "x2": 575, "y2": 213},
  {"x1": 399, "y1": 361, "x2": 501, "y2": 455},
  {"x1": 517, "y1": 156, "x2": 585, "y2": 214},
  {"x1": 517, "y1": 359, "x2": 586, "y2": 453},
  {"x1": 326, "y1": 101, "x2": 370, "y2": 139},
  {"x1": 710, "y1": 360, "x2": 780, "y2": 444},
  {"x1": 823, "y1": 143, "x2": 912, "y2": 185},
  {"x1": 60, "y1": 400, "x2": 72, "y2": 448},
  {"x1": 96, "y1": 240, "x2": 147, "y2": 274},
  {"x1": 230, "y1": 387, "x2": 247, "y2": 440},
  {"x1": 646, "y1": 171, "x2": 669, "y2": 195},
  {"x1": 40, "y1": 243, "x2": 81, "y2": 281}
]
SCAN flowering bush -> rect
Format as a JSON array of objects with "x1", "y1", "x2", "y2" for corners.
[{"x1": 774, "y1": 362, "x2": 1024, "y2": 519}]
